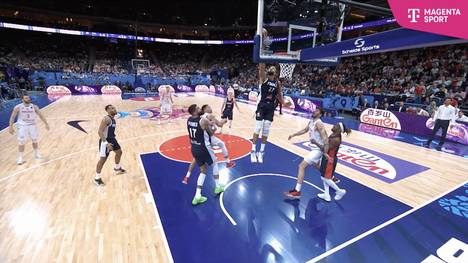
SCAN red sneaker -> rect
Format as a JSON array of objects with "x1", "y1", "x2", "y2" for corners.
[
  {"x1": 182, "y1": 176, "x2": 189, "y2": 184},
  {"x1": 284, "y1": 190, "x2": 301, "y2": 199},
  {"x1": 226, "y1": 160, "x2": 236, "y2": 168}
]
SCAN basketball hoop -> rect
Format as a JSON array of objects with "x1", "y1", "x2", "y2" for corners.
[{"x1": 279, "y1": 63, "x2": 296, "y2": 80}]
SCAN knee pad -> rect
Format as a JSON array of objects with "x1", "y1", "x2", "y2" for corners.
[
  {"x1": 262, "y1": 121, "x2": 272, "y2": 137},
  {"x1": 254, "y1": 120, "x2": 263, "y2": 134}
]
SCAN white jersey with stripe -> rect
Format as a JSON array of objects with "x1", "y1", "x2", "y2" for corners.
[
  {"x1": 309, "y1": 119, "x2": 324, "y2": 149},
  {"x1": 16, "y1": 103, "x2": 37, "y2": 126}
]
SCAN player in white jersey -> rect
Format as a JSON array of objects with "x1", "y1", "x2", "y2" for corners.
[
  {"x1": 159, "y1": 86, "x2": 174, "y2": 123},
  {"x1": 284, "y1": 107, "x2": 329, "y2": 198},
  {"x1": 182, "y1": 104, "x2": 235, "y2": 187},
  {"x1": 8, "y1": 95, "x2": 50, "y2": 164}
]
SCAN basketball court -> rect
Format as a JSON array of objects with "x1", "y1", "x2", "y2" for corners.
[{"x1": 0, "y1": 91, "x2": 466, "y2": 262}]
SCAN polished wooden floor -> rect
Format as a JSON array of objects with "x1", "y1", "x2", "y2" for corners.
[{"x1": 0, "y1": 94, "x2": 466, "y2": 263}]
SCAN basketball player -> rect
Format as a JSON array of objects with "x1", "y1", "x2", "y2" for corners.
[
  {"x1": 283, "y1": 107, "x2": 329, "y2": 198},
  {"x1": 8, "y1": 95, "x2": 50, "y2": 164},
  {"x1": 94, "y1": 104, "x2": 126, "y2": 186},
  {"x1": 159, "y1": 86, "x2": 174, "y2": 124},
  {"x1": 288, "y1": 122, "x2": 350, "y2": 200},
  {"x1": 187, "y1": 104, "x2": 225, "y2": 205},
  {"x1": 251, "y1": 64, "x2": 290, "y2": 163},
  {"x1": 285, "y1": 122, "x2": 350, "y2": 201},
  {"x1": 182, "y1": 104, "x2": 234, "y2": 184},
  {"x1": 220, "y1": 87, "x2": 240, "y2": 133}
]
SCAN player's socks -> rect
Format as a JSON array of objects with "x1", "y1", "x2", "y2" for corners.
[
  {"x1": 251, "y1": 143, "x2": 256, "y2": 152},
  {"x1": 295, "y1": 183, "x2": 302, "y2": 192},
  {"x1": 34, "y1": 149, "x2": 42, "y2": 159},
  {"x1": 17, "y1": 152, "x2": 24, "y2": 165},
  {"x1": 318, "y1": 178, "x2": 331, "y2": 201},
  {"x1": 250, "y1": 151, "x2": 257, "y2": 163},
  {"x1": 260, "y1": 143, "x2": 266, "y2": 152},
  {"x1": 257, "y1": 151, "x2": 264, "y2": 163}
]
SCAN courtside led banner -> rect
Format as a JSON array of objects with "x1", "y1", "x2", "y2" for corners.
[{"x1": 388, "y1": 0, "x2": 468, "y2": 39}]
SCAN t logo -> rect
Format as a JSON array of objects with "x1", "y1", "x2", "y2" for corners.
[
  {"x1": 408, "y1": 8, "x2": 420, "y2": 23},
  {"x1": 421, "y1": 237, "x2": 467, "y2": 263}
]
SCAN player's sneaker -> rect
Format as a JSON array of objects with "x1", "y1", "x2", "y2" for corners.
[
  {"x1": 114, "y1": 167, "x2": 126, "y2": 174},
  {"x1": 16, "y1": 158, "x2": 24, "y2": 165},
  {"x1": 334, "y1": 189, "x2": 347, "y2": 201},
  {"x1": 257, "y1": 151, "x2": 264, "y2": 163},
  {"x1": 214, "y1": 185, "x2": 225, "y2": 195},
  {"x1": 182, "y1": 176, "x2": 189, "y2": 184},
  {"x1": 94, "y1": 178, "x2": 105, "y2": 187},
  {"x1": 317, "y1": 193, "x2": 331, "y2": 202},
  {"x1": 192, "y1": 196, "x2": 208, "y2": 206},
  {"x1": 34, "y1": 152, "x2": 43, "y2": 159},
  {"x1": 250, "y1": 151, "x2": 257, "y2": 163},
  {"x1": 332, "y1": 176, "x2": 340, "y2": 184},
  {"x1": 284, "y1": 189, "x2": 301, "y2": 199},
  {"x1": 226, "y1": 160, "x2": 236, "y2": 168}
]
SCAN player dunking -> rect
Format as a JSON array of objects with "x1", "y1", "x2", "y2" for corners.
[
  {"x1": 182, "y1": 104, "x2": 234, "y2": 185},
  {"x1": 220, "y1": 87, "x2": 240, "y2": 134},
  {"x1": 284, "y1": 107, "x2": 329, "y2": 198},
  {"x1": 94, "y1": 104, "x2": 126, "y2": 186},
  {"x1": 159, "y1": 86, "x2": 174, "y2": 124},
  {"x1": 9, "y1": 95, "x2": 50, "y2": 164},
  {"x1": 251, "y1": 64, "x2": 289, "y2": 163}
]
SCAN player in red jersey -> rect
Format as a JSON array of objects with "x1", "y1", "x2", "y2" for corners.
[{"x1": 285, "y1": 122, "x2": 350, "y2": 201}]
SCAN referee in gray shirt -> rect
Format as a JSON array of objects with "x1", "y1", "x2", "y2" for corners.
[{"x1": 425, "y1": 98, "x2": 457, "y2": 151}]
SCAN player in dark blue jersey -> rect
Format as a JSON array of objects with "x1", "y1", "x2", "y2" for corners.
[
  {"x1": 251, "y1": 64, "x2": 290, "y2": 163},
  {"x1": 94, "y1": 104, "x2": 126, "y2": 187},
  {"x1": 220, "y1": 87, "x2": 240, "y2": 134}
]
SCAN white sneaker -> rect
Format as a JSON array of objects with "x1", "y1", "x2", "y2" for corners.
[
  {"x1": 257, "y1": 151, "x2": 264, "y2": 163},
  {"x1": 17, "y1": 158, "x2": 24, "y2": 165},
  {"x1": 250, "y1": 151, "x2": 257, "y2": 163},
  {"x1": 34, "y1": 152, "x2": 43, "y2": 159},
  {"x1": 317, "y1": 193, "x2": 331, "y2": 202},
  {"x1": 334, "y1": 189, "x2": 347, "y2": 200}
]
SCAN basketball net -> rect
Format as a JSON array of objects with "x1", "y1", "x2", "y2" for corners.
[{"x1": 279, "y1": 63, "x2": 296, "y2": 80}]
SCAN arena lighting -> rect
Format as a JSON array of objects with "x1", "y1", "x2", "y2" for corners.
[{"x1": 0, "y1": 18, "x2": 396, "y2": 45}]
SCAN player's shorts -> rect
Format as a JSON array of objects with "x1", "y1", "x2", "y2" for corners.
[
  {"x1": 320, "y1": 153, "x2": 338, "y2": 179},
  {"x1": 191, "y1": 146, "x2": 214, "y2": 166},
  {"x1": 221, "y1": 109, "x2": 233, "y2": 120},
  {"x1": 99, "y1": 138, "x2": 121, "y2": 158},
  {"x1": 160, "y1": 103, "x2": 172, "y2": 114},
  {"x1": 16, "y1": 124, "x2": 38, "y2": 143},
  {"x1": 255, "y1": 101, "x2": 275, "y2": 122},
  {"x1": 303, "y1": 147, "x2": 323, "y2": 165}
]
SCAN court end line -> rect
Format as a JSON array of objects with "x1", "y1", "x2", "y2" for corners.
[
  {"x1": 305, "y1": 179, "x2": 468, "y2": 263},
  {"x1": 220, "y1": 173, "x2": 324, "y2": 226}
]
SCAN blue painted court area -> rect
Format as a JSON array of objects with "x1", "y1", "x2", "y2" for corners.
[
  {"x1": 314, "y1": 183, "x2": 468, "y2": 263},
  {"x1": 140, "y1": 141, "x2": 411, "y2": 263}
]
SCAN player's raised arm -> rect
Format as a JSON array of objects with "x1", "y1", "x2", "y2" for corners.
[
  {"x1": 259, "y1": 63, "x2": 266, "y2": 84},
  {"x1": 288, "y1": 123, "x2": 309, "y2": 140},
  {"x1": 34, "y1": 105, "x2": 50, "y2": 130},
  {"x1": 8, "y1": 105, "x2": 19, "y2": 134}
]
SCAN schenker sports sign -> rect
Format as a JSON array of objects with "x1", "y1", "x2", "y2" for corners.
[
  {"x1": 294, "y1": 141, "x2": 429, "y2": 183},
  {"x1": 360, "y1": 108, "x2": 401, "y2": 130}
]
